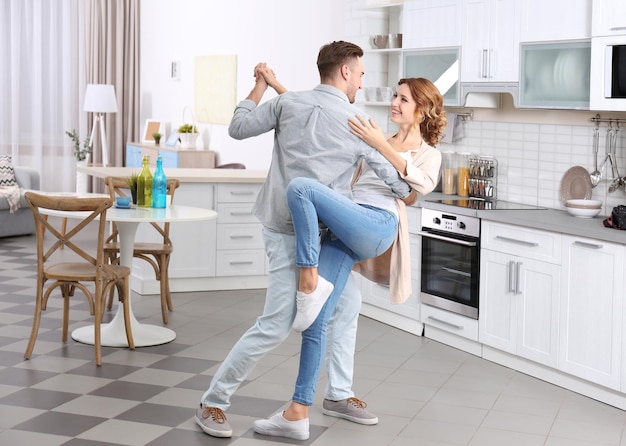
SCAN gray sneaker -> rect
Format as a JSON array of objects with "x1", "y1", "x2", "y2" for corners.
[
  {"x1": 322, "y1": 397, "x2": 379, "y2": 425},
  {"x1": 195, "y1": 404, "x2": 233, "y2": 438}
]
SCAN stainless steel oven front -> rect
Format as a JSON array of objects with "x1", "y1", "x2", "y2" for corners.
[{"x1": 419, "y1": 208, "x2": 480, "y2": 319}]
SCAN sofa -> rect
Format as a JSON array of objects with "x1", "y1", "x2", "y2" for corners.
[{"x1": 0, "y1": 166, "x2": 40, "y2": 238}]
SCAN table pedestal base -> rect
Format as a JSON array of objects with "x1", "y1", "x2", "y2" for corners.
[{"x1": 72, "y1": 305, "x2": 175, "y2": 347}]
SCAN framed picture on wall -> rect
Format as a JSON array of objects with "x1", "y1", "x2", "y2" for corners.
[{"x1": 142, "y1": 119, "x2": 164, "y2": 143}]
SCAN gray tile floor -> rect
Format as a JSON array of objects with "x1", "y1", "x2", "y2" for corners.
[{"x1": 2, "y1": 230, "x2": 626, "y2": 445}]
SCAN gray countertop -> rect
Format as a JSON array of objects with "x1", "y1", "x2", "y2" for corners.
[{"x1": 417, "y1": 192, "x2": 626, "y2": 245}]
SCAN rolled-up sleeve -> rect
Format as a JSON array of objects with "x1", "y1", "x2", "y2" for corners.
[{"x1": 402, "y1": 148, "x2": 442, "y2": 195}]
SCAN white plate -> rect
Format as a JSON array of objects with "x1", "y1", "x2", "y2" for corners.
[{"x1": 560, "y1": 166, "x2": 592, "y2": 204}]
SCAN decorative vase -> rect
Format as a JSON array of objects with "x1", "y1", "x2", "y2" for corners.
[{"x1": 76, "y1": 160, "x2": 88, "y2": 194}]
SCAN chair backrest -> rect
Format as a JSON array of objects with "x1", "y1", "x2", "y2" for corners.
[
  {"x1": 25, "y1": 192, "x2": 113, "y2": 272},
  {"x1": 104, "y1": 176, "x2": 180, "y2": 245}
]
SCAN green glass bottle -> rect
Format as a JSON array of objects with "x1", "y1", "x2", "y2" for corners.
[{"x1": 137, "y1": 156, "x2": 153, "y2": 207}]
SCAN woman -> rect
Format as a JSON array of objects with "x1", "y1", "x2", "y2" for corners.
[
  {"x1": 253, "y1": 73, "x2": 446, "y2": 440},
  {"x1": 290, "y1": 77, "x2": 446, "y2": 332}
]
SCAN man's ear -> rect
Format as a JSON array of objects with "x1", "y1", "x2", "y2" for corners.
[{"x1": 340, "y1": 64, "x2": 350, "y2": 80}]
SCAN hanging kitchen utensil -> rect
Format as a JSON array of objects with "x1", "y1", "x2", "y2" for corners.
[
  {"x1": 590, "y1": 122, "x2": 602, "y2": 187},
  {"x1": 608, "y1": 121, "x2": 622, "y2": 193}
]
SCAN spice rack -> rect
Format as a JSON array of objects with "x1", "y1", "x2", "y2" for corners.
[{"x1": 468, "y1": 155, "x2": 497, "y2": 200}]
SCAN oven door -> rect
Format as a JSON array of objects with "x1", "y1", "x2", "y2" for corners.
[{"x1": 419, "y1": 228, "x2": 479, "y2": 319}]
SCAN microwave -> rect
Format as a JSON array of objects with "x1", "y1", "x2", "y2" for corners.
[{"x1": 590, "y1": 35, "x2": 626, "y2": 111}]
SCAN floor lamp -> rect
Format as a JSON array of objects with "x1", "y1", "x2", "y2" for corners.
[{"x1": 84, "y1": 84, "x2": 118, "y2": 167}]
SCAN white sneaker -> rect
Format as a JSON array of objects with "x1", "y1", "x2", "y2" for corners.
[
  {"x1": 292, "y1": 276, "x2": 334, "y2": 332},
  {"x1": 253, "y1": 412, "x2": 309, "y2": 440}
]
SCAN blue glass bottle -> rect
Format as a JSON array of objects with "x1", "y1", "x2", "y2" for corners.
[{"x1": 151, "y1": 156, "x2": 167, "y2": 208}]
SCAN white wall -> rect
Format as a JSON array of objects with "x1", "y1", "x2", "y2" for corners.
[{"x1": 139, "y1": 0, "x2": 351, "y2": 168}]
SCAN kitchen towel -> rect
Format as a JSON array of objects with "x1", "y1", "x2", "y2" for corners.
[{"x1": 441, "y1": 112, "x2": 464, "y2": 144}]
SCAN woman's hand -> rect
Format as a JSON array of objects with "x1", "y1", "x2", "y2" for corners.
[{"x1": 348, "y1": 115, "x2": 387, "y2": 150}]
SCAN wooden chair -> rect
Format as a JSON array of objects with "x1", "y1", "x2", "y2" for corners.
[
  {"x1": 103, "y1": 176, "x2": 180, "y2": 324},
  {"x1": 24, "y1": 192, "x2": 134, "y2": 366}
]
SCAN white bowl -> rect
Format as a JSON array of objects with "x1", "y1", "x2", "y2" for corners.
[
  {"x1": 565, "y1": 199, "x2": 602, "y2": 209},
  {"x1": 565, "y1": 206, "x2": 601, "y2": 218}
]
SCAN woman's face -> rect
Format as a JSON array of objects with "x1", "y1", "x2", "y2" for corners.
[{"x1": 390, "y1": 83, "x2": 421, "y2": 126}]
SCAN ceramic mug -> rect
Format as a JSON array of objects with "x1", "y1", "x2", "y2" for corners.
[{"x1": 371, "y1": 34, "x2": 388, "y2": 49}]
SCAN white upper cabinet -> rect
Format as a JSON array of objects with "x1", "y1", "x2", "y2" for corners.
[
  {"x1": 402, "y1": 0, "x2": 462, "y2": 49},
  {"x1": 592, "y1": 0, "x2": 626, "y2": 37},
  {"x1": 461, "y1": 0, "x2": 520, "y2": 83},
  {"x1": 520, "y1": 0, "x2": 591, "y2": 42}
]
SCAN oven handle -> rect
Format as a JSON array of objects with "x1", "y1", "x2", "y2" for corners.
[{"x1": 418, "y1": 231, "x2": 477, "y2": 247}]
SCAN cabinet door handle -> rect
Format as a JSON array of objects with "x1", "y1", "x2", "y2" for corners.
[
  {"x1": 230, "y1": 261, "x2": 254, "y2": 265},
  {"x1": 515, "y1": 261, "x2": 523, "y2": 295},
  {"x1": 230, "y1": 212, "x2": 252, "y2": 217},
  {"x1": 230, "y1": 235, "x2": 254, "y2": 239},
  {"x1": 573, "y1": 241, "x2": 603, "y2": 250},
  {"x1": 610, "y1": 26, "x2": 626, "y2": 31},
  {"x1": 427, "y1": 316, "x2": 463, "y2": 330},
  {"x1": 508, "y1": 260, "x2": 516, "y2": 293},
  {"x1": 481, "y1": 49, "x2": 489, "y2": 78},
  {"x1": 230, "y1": 191, "x2": 254, "y2": 196},
  {"x1": 495, "y1": 235, "x2": 539, "y2": 247}
]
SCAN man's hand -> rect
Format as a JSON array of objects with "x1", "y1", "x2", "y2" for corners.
[{"x1": 400, "y1": 190, "x2": 417, "y2": 206}]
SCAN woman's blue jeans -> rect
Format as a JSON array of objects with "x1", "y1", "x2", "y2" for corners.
[{"x1": 287, "y1": 177, "x2": 398, "y2": 405}]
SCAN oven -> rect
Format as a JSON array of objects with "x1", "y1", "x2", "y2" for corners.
[{"x1": 419, "y1": 208, "x2": 480, "y2": 319}]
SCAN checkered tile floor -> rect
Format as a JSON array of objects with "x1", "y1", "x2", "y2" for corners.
[{"x1": 2, "y1": 231, "x2": 626, "y2": 445}]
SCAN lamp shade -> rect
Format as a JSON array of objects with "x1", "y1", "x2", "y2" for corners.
[{"x1": 83, "y1": 84, "x2": 118, "y2": 113}]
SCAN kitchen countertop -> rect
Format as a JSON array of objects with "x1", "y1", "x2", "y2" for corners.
[
  {"x1": 417, "y1": 192, "x2": 626, "y2": 245},
  {"x1": 78, "y1": 166, "x2": 268, "y2": 184}
]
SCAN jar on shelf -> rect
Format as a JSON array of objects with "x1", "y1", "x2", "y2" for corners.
[
  {"x1": 457, "y1": 152, "x2": 471, "y2": 197},
  {"x1": 441, "y1": 151, "x2": 457, "y2": 195}
]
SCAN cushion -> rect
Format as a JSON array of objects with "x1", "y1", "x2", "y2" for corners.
[{"x1": 0, "y1": 155, "x2": 17, "y2": 187}]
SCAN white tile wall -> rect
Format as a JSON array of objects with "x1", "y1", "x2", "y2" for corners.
[{"x1": 442, "y1": 120, "x2": 626, "y2": 214}]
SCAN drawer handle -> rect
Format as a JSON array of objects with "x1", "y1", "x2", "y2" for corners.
[
  {"x1": 230, "y1": 212, "x2": 252, "y2": 216},
  {"x1": 573, "y1": 241, "x2": 603, "y2": 250},
  {"x1": 610, "y1": 26, "x2": 626, "y2": 31},
  {"x1": 230, "y1": 235, "x2": 254, "y2": 239},
  {"x1": 495, "y1": 235, "x2": 539, "y2": 247},
  {"x1": 427, "y1": 316, "x2": 463, "y2": 330},
  {"x1": 230, "y1": 261, "x2": 254, "y2": 265},
  {"x1": 230, "y1": 191, "x2": 254, "y2": 196}
]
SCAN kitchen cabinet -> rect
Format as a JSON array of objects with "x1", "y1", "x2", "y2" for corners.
[
  {"x1": 402, "y1": 0, "x2": 462, "y2": 49},
  {"x1": 519, "y1": 41, "x2": 591, "y2": 109},
  {"x1": 592, "y1": 0, "x2": 626, "y2": 37},
  {"x1": 215, "y1": 183, "x2": 266, "y2": 277},
  {"x1": 126, "y1": 142, "x2": 216, "y2": 169},
  {"x1": 403, "y1": 48, "x2": 461, "y2": 106},
  {"x1": 479, "y1": 221, "x2": 561, "y2": 367},
  {"x1": 460, "y1": 0, "x2": 519, "y2": 83},
  {"x1": 560, "y1": 235, "x2": 624, "y2": 390},
  {"x1": 520, "y1": 0, "x2": 591, "y2": 42}
]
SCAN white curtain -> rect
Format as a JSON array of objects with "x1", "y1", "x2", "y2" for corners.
[
  {"x1": 0, "y1": 0, "x2": 87, "y2": 192},
  {"x1": 0, "y1": 0, "x2": 139, "y2": 193}
]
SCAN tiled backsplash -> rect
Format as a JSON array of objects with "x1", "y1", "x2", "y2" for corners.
[{"x1": 440, "y1": 120, "x2": 626, "y2": 215}]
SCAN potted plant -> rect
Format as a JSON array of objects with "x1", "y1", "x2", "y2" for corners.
[
  {"x1": 126, "y1": 172, "x2": 139, "y2": 204},
  {"x1": 65, "y1": 129, "x2": 93, "y2": 162},
  {"x1": 178, "y1": 123, "x2": 199, "y2": 149},
  {"x1": 152, "y1": 132, "x2": 162, "y2": 145}
]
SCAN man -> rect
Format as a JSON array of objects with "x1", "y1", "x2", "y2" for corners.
[{"x1": 195, "y1": 41, "x2": 412, "y2": 439}]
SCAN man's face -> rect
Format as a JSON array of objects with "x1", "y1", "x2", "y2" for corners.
[{"x1": 345, "y1": 57, "x2": 364, "y2": 104}]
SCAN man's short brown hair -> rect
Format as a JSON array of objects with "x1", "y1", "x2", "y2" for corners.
[{"x1": 317, "y1": 41, "x2": 364, "y2": 82}]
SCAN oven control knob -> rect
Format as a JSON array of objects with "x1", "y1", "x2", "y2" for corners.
[
  {"x1": 458, "y1": 221, "x2": 466, "y2": 230},
  {"x1": 433, "y1": 217, "x2": 441, "y2": 225}
]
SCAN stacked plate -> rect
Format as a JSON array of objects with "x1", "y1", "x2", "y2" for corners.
[{"x1": 564, "y1": 199, "x2": 602, "y2": 218}]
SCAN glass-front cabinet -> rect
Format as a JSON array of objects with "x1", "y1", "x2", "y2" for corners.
[
  {"x1": 403, "y1": 48, "x2": 461, "y2": 106},
  {"x1": 519, "y1": 41, "x2": 591, "y2": 109}
]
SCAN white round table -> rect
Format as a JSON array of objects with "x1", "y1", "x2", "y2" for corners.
[{"x1": 42, "y1": 202, "x2": 217, "y2": 347}]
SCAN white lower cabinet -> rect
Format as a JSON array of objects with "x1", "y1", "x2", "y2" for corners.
[
  {"x1": 480, "y1": 221, "x2": 561, "y2": 368},
  {"x1": 560, "y1": 235, "x2": 624, "y2": 390}
]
